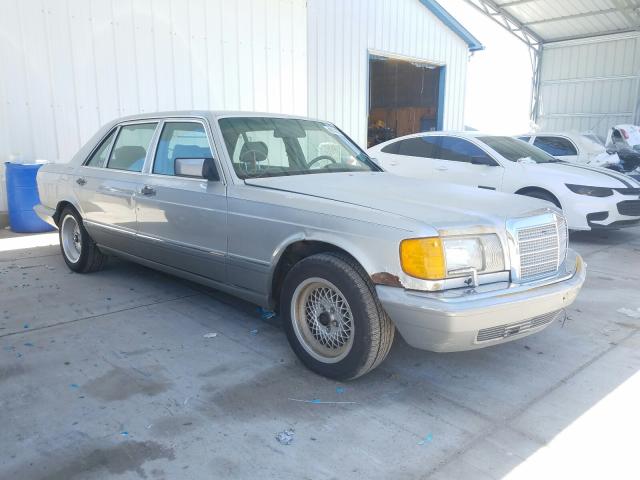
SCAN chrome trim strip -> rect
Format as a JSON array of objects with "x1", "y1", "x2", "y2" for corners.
[
  {"x1": 84, "y1": 220, "x2": 136, "y2": 236},
  {"x1": 84, "y1": 220, "x2": 226, "y2": 258},
  {"x1": 227, "y1": 253, "x2": 270, "y2": 267},
  {"x1": 136, "y1": 232, "x2": 226, "y2": 257}
]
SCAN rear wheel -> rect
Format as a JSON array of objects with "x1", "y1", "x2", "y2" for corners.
[
  {"x1": 280, "y1": 252, "x2": 395, "y2": 380},
  {"x1": 59, "y1": 207, "x2": 106, "y2": 273}
]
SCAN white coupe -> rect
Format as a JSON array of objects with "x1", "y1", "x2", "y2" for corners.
[{"x1": 368, "y1": 132, "x2": 640, "y2": 231}]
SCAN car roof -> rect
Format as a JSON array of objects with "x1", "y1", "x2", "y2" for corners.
[
  {"x1": 113, "y1": 110, "x2": 322, "y2": 123},
  {"x1": 516, "y1": 131, "x2": 597, "y2": 137},
  {"x1": 384, "y1": 131, "x2": 500, "y2": 139}
]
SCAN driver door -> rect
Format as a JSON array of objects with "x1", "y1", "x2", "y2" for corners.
[{"x1": 135, "y1": 119, "x2": 227, "y2": 282}]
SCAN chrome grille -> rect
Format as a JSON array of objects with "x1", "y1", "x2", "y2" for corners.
[
  {"x1": 476, "y1": 310, "x2": 561, "y2": 342},
  {"x1": 517, "y1": 221, "x2": 562, "y2": 280}
]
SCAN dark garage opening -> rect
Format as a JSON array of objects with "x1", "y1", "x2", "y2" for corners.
[{"x1": 367, "y1": 54, "x2": 443, "y2": 147}]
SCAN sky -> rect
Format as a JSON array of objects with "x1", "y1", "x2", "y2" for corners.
[{"x1": 442, "y1": 0, "x2": 536, "y2": 134}]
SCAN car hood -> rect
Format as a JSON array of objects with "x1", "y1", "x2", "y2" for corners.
[
  {"x1": 529, "y1": 162, "x2": 639, "y2": 188},
  {"x1": 244, "y1": 172, "x2": 551, "y2": 228}
]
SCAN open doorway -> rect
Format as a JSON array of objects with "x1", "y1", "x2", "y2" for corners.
[{"x1": 367, "y1": 54, "x2": 443, "y2": 147}]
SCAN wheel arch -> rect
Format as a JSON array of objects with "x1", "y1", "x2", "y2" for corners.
[
  {"x1": 514, "y1": 186, "x2": 562, "y2": 209},
  {"x1": 268, "y1": 237, "x2": 370, "y2": 312},
  {"x1": 53, "y1": 200, "x2": 82, "y2": 226}
]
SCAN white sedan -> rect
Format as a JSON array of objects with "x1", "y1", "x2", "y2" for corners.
[
  {"x1": 517, "y1": 132, "x2": 621, "y2": 169},
  {"x1": 368, "y1": 132, "x2": 640, "y2": 231}
]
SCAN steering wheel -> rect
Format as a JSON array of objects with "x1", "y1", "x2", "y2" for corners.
[{"x1": 308, "y1": 155, "x2": 338, "y2": 168}]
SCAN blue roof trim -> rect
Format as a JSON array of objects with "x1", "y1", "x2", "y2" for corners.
[{"x1": 419, "y1": 0, "x2": 484, "y2": 52}]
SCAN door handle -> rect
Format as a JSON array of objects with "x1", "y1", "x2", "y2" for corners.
[
  {"x1": 76, "y1": 177, "x2": 87, "y2": 186},
  {"x1": 141, "y1": 185, "x2": 156, "y2": 196},
  {"x1": 389, "y1": 161, "x2": 398, "y2": 166},
  {"x1": 436, "y1": 166, "x2": 448, "y2": 171}
]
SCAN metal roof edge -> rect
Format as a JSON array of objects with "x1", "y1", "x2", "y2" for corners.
[
  {"x1": 543, "y1": 30, "x2": 640, "y2": 49},
  {"x1": 419, "y1": 0, "x2": 485, "y2": 52}
]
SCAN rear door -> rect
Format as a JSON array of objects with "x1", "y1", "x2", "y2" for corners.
[
  {"x1": 135, "y1": 119, "x2": 227, "y2": 283},
  {"x1": 75, "y1": 121, "x2": 158, "y2": 252},
  {"x1": 429, "y1": 136, "x2": 504, "y2": 190},
  {"x1": 532, "y1": 135, "x2": 578, "y2": 162},
  {"x1": 374, "y1": 136, "x2": 438, "y2": 179}
]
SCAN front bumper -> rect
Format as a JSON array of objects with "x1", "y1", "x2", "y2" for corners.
[
  {"x1": 377, "y1": 250, "x2": 586, "y2": 352},
  {"x1": 564, "y1": 192, "x2": 640, "y2": 230}
]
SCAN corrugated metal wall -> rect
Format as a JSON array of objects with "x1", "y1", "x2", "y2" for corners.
[
  {"x1": 0, "y1": 0, "x2": 307, "y2": 211},
  {"x1": 307, "y1": 0, "x2": 469, "y2": 146},
  {"x1": 0, "y1": 0, "x2": 307, "y2": 163},
  {"x1": 536, "y1": 32, "x2": 640, "y2": 140},
  {"x1": 0, "y1": 0, "x2": 470, "y2": 213}
]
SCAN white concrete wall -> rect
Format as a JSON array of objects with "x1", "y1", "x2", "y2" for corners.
[
  {"x1": 307, "y1": 0, "x2": 470, "y2": 146},
  {"x1": 536, "y1": 32, "x2": 640, "y2": 140}
]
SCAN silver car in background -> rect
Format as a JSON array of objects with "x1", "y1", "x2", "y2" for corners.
[{"x1": 35, "y1": 111, "x2": 585, "y2": 379}]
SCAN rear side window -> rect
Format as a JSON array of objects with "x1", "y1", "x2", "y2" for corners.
[
  {"x1": 107, "y1": 123, "x2": 158, "y2": 172},
  {"x1": 533, "y1": 136, "x2": 577, "y2": 156},
  {"x1": 153, "y1": 122, "x2": 213, "y2": 175},
  {"x1": 85, "y1": 129, "x2": 117, "y2": 167},
  {"x1": 386, "y1": 137, "x2": 439, "y2": 158},
  {"x1": 438, "y1": 137, "x2": 493, "y2": 163},
  {"x1": 380, "y1": 141, "x2": 399, "y2": 154}
]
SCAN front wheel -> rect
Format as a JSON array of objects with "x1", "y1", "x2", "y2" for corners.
[
  {"x1": 59, "y1": 207, "x2": 107, "y2": 273},
  {"x1": 280, "y1": 252, "x2": 395, "y2": 380}
]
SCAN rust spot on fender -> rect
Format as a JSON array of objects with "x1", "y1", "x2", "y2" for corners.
[{"x1": 371, "y1": 272, "x2": 402, "y2": 288}]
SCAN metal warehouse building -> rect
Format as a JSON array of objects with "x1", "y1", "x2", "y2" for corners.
[
  {"x1": 467, "y1": 0, "x2": 640, "y2": 140},
  {"x1": 0, "y1": 0, "x2": 482, "y2": 221}
]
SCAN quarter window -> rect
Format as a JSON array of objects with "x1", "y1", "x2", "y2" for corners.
[
  {"x1": 533, "y1": 136, "x2": 577, "y2": 156},
  {"x1": 517, "y1": 136, "x2": 531, "y2": 142},
  {"x1": 107, "y1": 123, "x2": 158, "y2": 172},
  {"x1": 85, "y1": 129, "x2": 117, "y2": 167},
  {"x1": 437, "y1": 137, "x2": 493, "y2": 163},
  {"x1": 153, "y1": 122, "x2": 213, "y2": 175}
]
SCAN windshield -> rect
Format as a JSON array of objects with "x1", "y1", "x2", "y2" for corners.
[
  {"x1": 479, "y1": 136, "x2": 559, "y2": 164},
  {"x1": 218, "y1": 117, "x2": 380, "y2": 179}
]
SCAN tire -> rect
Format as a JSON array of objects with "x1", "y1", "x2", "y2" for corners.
[
  {"x1": 519, "y1": 189, "x2": 561, "y2": 209},
  {"x1": 280, "y1": 252, "x2": 395, "y2": 380},
  {"x1": 58, "y1": 207, "x2": 107, "y2": 273}
]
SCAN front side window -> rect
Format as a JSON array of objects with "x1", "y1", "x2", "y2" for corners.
[
  {"x1": 154, "y1": 122, "x2": 213, "y2": 175},
  {"x1": 437, "y1": 137, "x2": 493, "y2": 163},
  {"x1": 533, "y1": 136, "x2": 577, "y2": 156},
  {"x1": 107, "y1": 123, "x2": 158, "y2": 172},
  {"x1": 480, "y1": 136, "x2": 558, "y2": 164},
  {"x1": 85, "y1": 129, "x2": 117, "y2": 167},
  {"x1": 218, "y1": 117, "x2": 379, "y2": 179}
]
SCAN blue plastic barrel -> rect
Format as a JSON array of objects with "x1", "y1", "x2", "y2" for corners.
[{"x1": 5, "y1": 162, "x2": 54, "y2": 233}]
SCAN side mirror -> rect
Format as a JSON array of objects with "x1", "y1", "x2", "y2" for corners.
[
  {"x1": 175, "y1": 157, "x2": 219, "y2": 181},
  {"x1": 470, "y1": 155, "x2": 495, "y2": 166}
]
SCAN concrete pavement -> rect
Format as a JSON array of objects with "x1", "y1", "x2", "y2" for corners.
[{"x1": 0, "y1": 226, "x2": 638, "y2": 479}]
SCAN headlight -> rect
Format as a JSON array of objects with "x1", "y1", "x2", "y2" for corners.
[
  {"x1": 400, "y1": 235, "x2": 505, "y2": 280},
  {"x1": 566, "y1": 184, "x2": 613, "y2": 197}
]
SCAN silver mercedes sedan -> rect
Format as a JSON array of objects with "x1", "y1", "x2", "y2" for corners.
[{"x1": 35, "y1": 111, "x2": 585, "y2": 379}]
